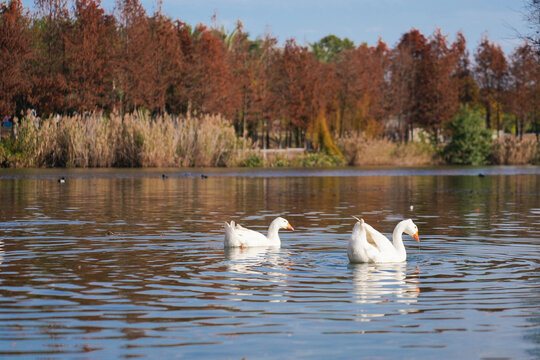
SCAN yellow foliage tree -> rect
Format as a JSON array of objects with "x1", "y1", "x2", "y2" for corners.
[{"x1": 309, "y1": 110, "x2": 343, "y2": 156}]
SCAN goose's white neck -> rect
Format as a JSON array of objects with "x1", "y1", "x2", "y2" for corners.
[
  {"x1": 392, "y1": 221, "x2": 408, "y2": 256},
  {"x1": 266, "y1": 221, "x2": 282, "y2": 245}
]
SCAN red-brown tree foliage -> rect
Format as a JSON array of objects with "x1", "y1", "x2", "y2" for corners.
[
  {"x1": 335, "y1": 40, "x2": 388, "y2": 137},
  {"x1": 226, "y1": 22, "x2": 259, "y2": 138},
  {"x1": 146, "y1": 13, "x2": 183, "y2": 113},
  {"x1": 390, "y1": 29, "x2": 427, "y2": 141},
  {"x1": 65, "y1": 0, "x2": 114, "y2": 112},
  {"x1": 165, "y1": 20, "x2": 192, "y2": 114},
  {"x1": 268, "y1": 39, "x2": 336, "y2": 146},
  {"x1": 417, "y1": 29, "x2": 460, "y2": 138},
  {"x1": 508, "y1": 43, "x2": 539, "y2": 137},
  {"x1": 186, "y1": 24, "x2": 238, "y2": 118},
  {"x1": 249, "y1": 35, "x2": 279, "y2": 145},
  {"x1": 114, "y1": 0, "x2": 155, "y2": 111},
  {"x1": 0, "y1": 0, "x2": 31, "y2": 115},
  {"x1": 31, "y1": 0, "x2": 70, "y2": 115},
  {"x1": 474, "y1": 36, "x2": 508, "y2": 131},
  {"x1": 453, "y1": 31, "x2": 479, "y2": 105},
  {"x1": 1, "y1": 2, "x2": 538, "y2": 151},
  {"x1": 390, "y1": 29, "x2": 461, "y2": 141}
]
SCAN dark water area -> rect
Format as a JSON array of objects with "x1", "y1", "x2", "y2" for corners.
[{"x1": 0, "y1": 167, "x2": 538, "y2": 359}]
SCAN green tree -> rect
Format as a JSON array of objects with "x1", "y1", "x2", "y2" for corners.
[
  {"x1": 443, "y1": 105, "x2": 492, "y2": 165},
  {"x1": 310, "y1": 34, "x2": 354, "y2": 63}
]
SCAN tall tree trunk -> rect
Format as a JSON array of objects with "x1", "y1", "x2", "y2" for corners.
[
  {"x1": 241, "y1": 107, "x2": 246, "y2": 139},
  {"x1": 265, "y1": 118, "x2": 270, "y2": 149},
  {"x1": 485, "y1": 103, "x2": 491, "y2": 129},
  {"x1": 398, "y1": 115, "x2": 404, "y2": 143},
  {"x1": 496, "y1": 102, "x2": 501, "y2": 138},
  {"x1": 339, "y1": 102, "x2": 345, "y2": 138},
  {"x1": 253, "y1": 122, "x2": 259, "y2": 149},
  {"x1": 534, "y1": 111, "x2": 539, "y2": 141},
  {"x1": 278, "y1": 121, "x2": 282, "y2": 149},
  {"x1": 287, "y1": 125, "x2": 291, "y2": 148}
]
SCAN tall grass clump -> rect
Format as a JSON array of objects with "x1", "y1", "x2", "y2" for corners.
[
  {"x1": 175, "y1": 112, "x2": 244, "y2": 167},
  {"x1": 0, "y1": 111, "x2": 250, "y2": 168},
  {"x1": 491, "y1": 136, "x2": 539, "y2": 165},
  {"x1": 338, "y1": 134, "x2": 436, "y2": 166}
]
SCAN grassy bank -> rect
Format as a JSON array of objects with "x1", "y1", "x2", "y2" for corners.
[
  {"x1": 0, "y1": 112, "x2": 538, "y2": 168},
  {"x1": 0, "y1": 111, "x2": 249, "y2": 167},
  {"x1": 0, "y1": 112, "x2": 350, "y2": 168}
]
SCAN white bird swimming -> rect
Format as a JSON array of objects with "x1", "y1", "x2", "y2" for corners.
[
  {"x1": 224, "y1": 217, "x2": 294, "y2": 248},
  {"x1": 348, "y1": 217, "x2": 419, "y2": 263}
]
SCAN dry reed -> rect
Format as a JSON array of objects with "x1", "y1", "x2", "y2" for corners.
[
  {"x1": 491, "y1": 136, "x2": 539, "y2": 165},
  {"x1": 338, "y1": 134, "x2": 436, "y2": 166},
  {"x1": 1, "y1": 111, "x2": 250, "y2": 168}
]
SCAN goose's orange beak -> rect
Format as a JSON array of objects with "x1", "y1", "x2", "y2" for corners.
[
  {"x1": 413, "y1": 232, "x2": 420, "y2": 242},
  {"x1": 287, "y1": 223, "x2": 295, "y2": 231}
]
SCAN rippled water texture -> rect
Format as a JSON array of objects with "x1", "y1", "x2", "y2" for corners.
[{"x1": 0, "y1": 167, "x2": 539, "y2": 359}]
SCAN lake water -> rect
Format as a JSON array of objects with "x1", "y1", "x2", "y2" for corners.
[{"x1": 0, "y1": 167, "x2": 538, "y2": 359}]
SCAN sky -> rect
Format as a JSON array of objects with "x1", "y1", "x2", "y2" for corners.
[{"x1": 25, "y1": 0, "x2": 532, "y2": 55}]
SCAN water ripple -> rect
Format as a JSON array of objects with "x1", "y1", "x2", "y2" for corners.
[{"x1": 0, "y1": 171, "x2": 538, "y2": 359}]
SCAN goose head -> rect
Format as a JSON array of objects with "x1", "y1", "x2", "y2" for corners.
[
  {"x1": 274, "y1": 217, "x2": 295, "y2": 231},
  {"x1": 402, "y1": 219, "x2": 420, "y2": 242}
]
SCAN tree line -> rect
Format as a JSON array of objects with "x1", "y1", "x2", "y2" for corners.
[{"x1": 1, "y1": 0, "x2": 539, "y2": 150}]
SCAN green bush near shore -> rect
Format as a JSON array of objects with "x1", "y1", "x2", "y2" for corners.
[
  {"x1": 240, "y1": 153, "x2": 264, "y2": 167},
  {"x1": 442, "y1": 106, "x2": 493, "y2": 165},
  {"x1": 293, "y1": 153, "x2": 346, "y2": 167},
  {"x1": 238, "y1": 152, "x2": 345, "y2": 168}
]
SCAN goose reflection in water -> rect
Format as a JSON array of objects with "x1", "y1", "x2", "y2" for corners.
[
  {"x1": 223, "y1": 247, "x2": 291, "y2": 303},
  {"x1": 224, "y1": 246, "x2": 290, "y2": 278},
  {"x1": 351, "y1": 262, "x2": 420, "y2": 319}
]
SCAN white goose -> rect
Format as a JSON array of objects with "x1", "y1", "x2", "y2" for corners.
[
  {"x1": 224, "y1": 217, "x2": 294, "y2": 248},
  {"x1": 348, "y1": 217, "x2": 419, "y2": 263}
]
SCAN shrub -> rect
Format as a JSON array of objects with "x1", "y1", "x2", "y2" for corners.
[
  {"x1": 240, "y1": 153, "x2": 263, "y2": 167},
  {"x1": 442, "y1": 105, "x2": 492, "y2": 165},
  {"x1": 273, "y1": 158, "x2": 291, "y2": 167},
  {"x1": 0, "y1": 137, "x2": 24, "y2": 167},
  {"x1": 293, "y1": 153, "x2": 346, "y2": 167},
  {"x1": 0, "y1": 116, "x2": 39, "y2": 167}
]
